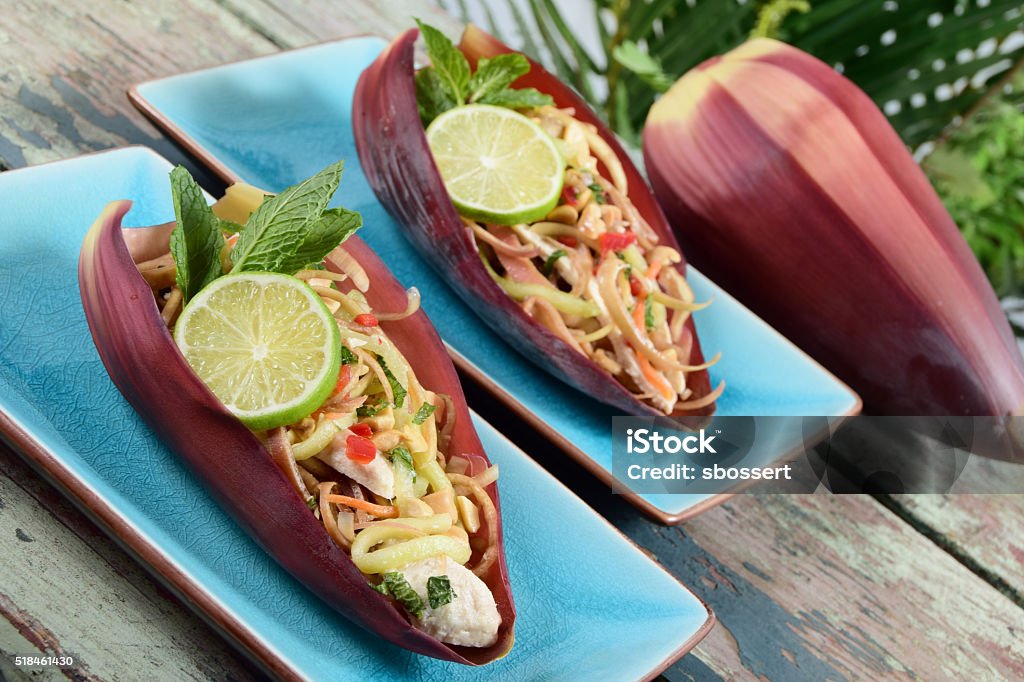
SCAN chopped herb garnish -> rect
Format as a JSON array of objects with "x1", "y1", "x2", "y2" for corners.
[
  {"x1": 427, "y1": 575, "x2": 457, "y2": 609},
  {"x1": 411, "y1": 403, "x2": 437, "y2": 425},
  {"x1": 390, "y1": 445, "x2": 415, "y2": 472},
  {"x1": 588, "y1": 183, "x2": 606, "y2": 204},
  {"x1": 644, "y1": 294, "x2": 655, "y2": 330},
  {"x1": 370, "y1": 581, "x2": 390, "y2": 596},
  {"x1": 340, "y1": 346, "x2": 358, "y2": 365},
  {"x1": 542, "y1": 249, "x2": 568, "y2": 276},
  {"x1": 306, "y1": 497, "x2": 318, "y2": 511},
  {"x1": 377, "y1": 356, "x2": 407, "y2": 408},
  {"x1": 357, "y1": 400, "x2": 388, "y2": 418},
  {"x1": 382, "y1": 572, "x2": 424, "y2": 618},
  {"x1": 615, "y1": 252, "x2": 632, "y2": 278}
]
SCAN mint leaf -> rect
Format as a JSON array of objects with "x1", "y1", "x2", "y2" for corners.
[
  {"x1": 340, "y1": 346, "x2": 358, "y2": 365},
  {"x1": 168, "y1": 166, "x2": 225, "y2": 303},
  {"x1": 416, "y1": 19, "x2": 470, "y2": 105},
  {"x1": 382, "y1": 572, "x2": 424, "y2": 618},
  {"x1": 389, "y1": 445, "x2": 415, "y2": 471},
  {"x1": 468, "y1": 54, "x2": 530, "y2": 103},
  {"x1": 230, "y1": 160, "x2": 349, "y2": 273},
  {"x1": 415, "y1": 67, "x2": 457, "y2": 125},
  {"x1": 542, "y1": 249, "x2": 567, "y2": 276},
  {"x1": 478, "y1": 87, "x2": 553, "y2": 109},
  {"x1": 286, "y1": 207, "x2": 362, "y2": 273},
  {"x1": 357, "y1": 400, "x2": 388, "y2": 418},
  {"x1": 377, "y1": 356, "x2": 407, "y2": 409},
  {"x1": 427, "y1": 575, "x2": 457, "y2": 609},
  {"x1": 411, "y1": 403, "x2": 436, "y2": 425}
]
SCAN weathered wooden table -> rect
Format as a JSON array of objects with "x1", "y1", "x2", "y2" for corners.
[{"x1": 1, "y1": 2, "x2": 1022, "y2": 680}]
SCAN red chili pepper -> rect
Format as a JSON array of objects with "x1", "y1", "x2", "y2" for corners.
[
  {"x1": 561, "y1": 186, "x2": 578, "y2": 207},
  {"x1": 345, "y1": 435, "x2": 376, "y2": 463},
  {"x1": 556, "y1": 236, "x2": 578, "y2": 248},
  {"x1": 354, "y1": 313, "x2": 378, "y2": 327},
  {"x1": 629, "y1": 276, "x2": 645, "y2": 297},
  {"x1": 349, "y1": 422, "x2": 373, "y2": 438},
  {"x1": 331, "y1": 365, "x2": 351, "y2": 397},
  {"x1": 599, "y1": 231, "x2": 637, "y2": 256}
]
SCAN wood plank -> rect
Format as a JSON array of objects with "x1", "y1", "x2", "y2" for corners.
[
  {"x1": 888, "y1": 455, "x2": 1024, "y2": 603},
  {"x1": 216, "y1": 0, "x2": 461, "y2": 46},
  {"x1": 632, "y1": 494, "x2": 1024, "y2": 680},
  {"x1": 0, "y1": 443, "x2": 260, "y2": 681},
  {"x1": 0, "y1": 0, "x2": 277, "y2": 172}
]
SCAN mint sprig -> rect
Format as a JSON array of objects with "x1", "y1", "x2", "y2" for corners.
[
  {"x1": 166, "y1": 162, "x2": 362, "y2": 304},
  {"x1": 169, "y1": 166, "x2": 225, "y2": 303},
  {"x1": 416, "y1": 20, "x2": 470, "y2": 105},
  {"x1": 468, "y1": 54, "x2": 530, "y2": 102},
  {"x1": 415, "y1": 19, "x2": 553, "y2": 125},
  {"x1": 231, "y1": 161, "x2": 361, "y2": 274}
]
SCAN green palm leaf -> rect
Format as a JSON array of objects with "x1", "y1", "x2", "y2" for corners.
[{"x1": 467, "y1": 0, "x2": 1023, "y2": 149}]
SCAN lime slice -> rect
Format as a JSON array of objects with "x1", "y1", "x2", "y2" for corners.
[
  {"x1": 174, "y1": 272, "x2": 341, "y2": 431},
  {"x1": 426, "y1": 104, "x2": 564, "y2": 225}
]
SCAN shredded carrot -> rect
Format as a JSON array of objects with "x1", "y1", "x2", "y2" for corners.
[
  {"x1": 646, "y1": 261, "x2": 663, "y2": 281},
  {"x1": 636, "y1": 351, "x2": 675, "y2": 402},
  {"x1": 325, "y1": 494, "x2": 398, "y2": 518},
  {"x1": 632, "y1": 299, "x2": 646, "y2": 330}
]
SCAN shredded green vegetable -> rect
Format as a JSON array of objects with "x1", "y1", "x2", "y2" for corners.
[{"x1": 481, "y1": 254, "x2": 600, "y2": 317}]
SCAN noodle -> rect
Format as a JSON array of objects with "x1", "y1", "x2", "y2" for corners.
[
  {"x1": 447, "y1": 473, "x2": 499, "y2": 577},
  {"x1": 161, "y1": 287, "x2": 183, "y2": 326},
  {"x1": 459, "y1": 105, "x2": 722, "y2": 414},
  {"x1": 374, "y1": 287, "x2": 422, "y2": 321}
]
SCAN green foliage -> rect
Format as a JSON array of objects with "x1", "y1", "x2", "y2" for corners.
[
  {"x1": 442, "y1": 0, "x2": 1024, "y2": 150},
  {"x1": 924, "y1": 75, "x2": 1024, "y2": 297}
]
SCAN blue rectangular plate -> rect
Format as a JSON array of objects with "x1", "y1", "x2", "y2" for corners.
[
  {"x1": 0, "y1": 147, "x2": 712, "y2": 681},
  {"x1": 130, "y1": 36, "x2": 861, "y2": 523}
]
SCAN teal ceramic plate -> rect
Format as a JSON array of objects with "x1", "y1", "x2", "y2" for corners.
[
  {"x1": 0, "y1": 147, "x2": 713, "y2": 681},
  {"x1": 129, "y1": 36, "x2": 861, "y2": 524}
]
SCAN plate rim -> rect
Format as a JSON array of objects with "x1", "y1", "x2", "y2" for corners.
[
  {"x1": 0, "y1": 145, "x2": 714, "y2": 681},
  {"x1": 127, "y1": 37, "x2": 863, "y2": 525}
]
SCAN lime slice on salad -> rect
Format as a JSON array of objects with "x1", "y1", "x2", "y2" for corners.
[
  {"x1": 174, "y1": 272, "x2": 341, "y2": 431},
  {"x1": 426, "y1": 104, "x2": 564, "y2": 225}
]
